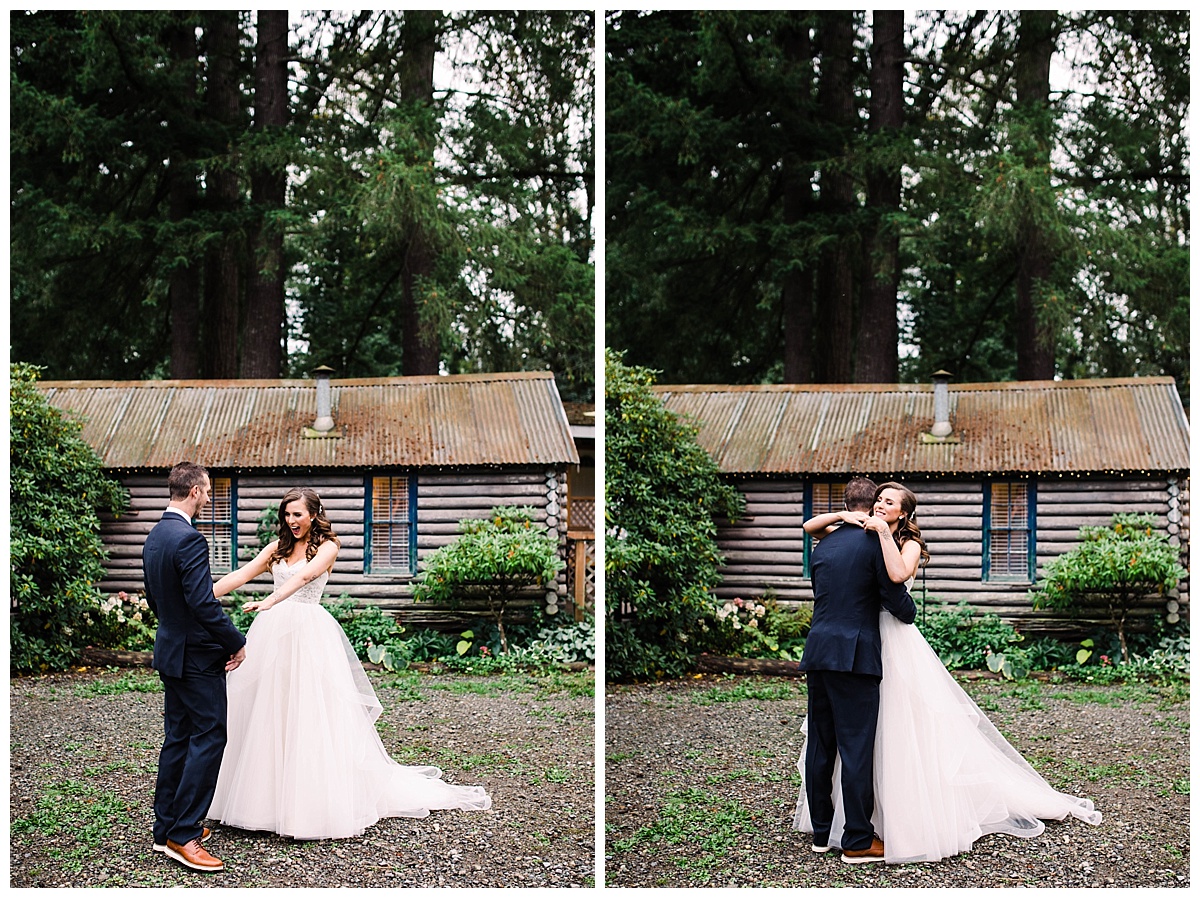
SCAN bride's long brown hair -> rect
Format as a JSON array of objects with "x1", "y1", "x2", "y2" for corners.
[
  {"x1": 874, "y1": 481, "x2": 930, "y2": 569},
  {"x1": 268, "y1": 487, "x2": 340, "y2": 567}
]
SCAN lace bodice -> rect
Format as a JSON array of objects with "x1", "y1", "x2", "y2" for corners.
[{"x1": 272, "y1": 560, "x2": 329, "y2": 605}]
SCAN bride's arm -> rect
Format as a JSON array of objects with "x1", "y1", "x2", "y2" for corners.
[
  {"x1": 242, "y1": 541, "x2": 339, "y2": 612},
  {"x1": 863, "y1": 517, "x2": 920, "y2": 583},
  {"x1": 213, "y1": 541, "x2": 278, "y2": 597},
  {"x1": 803, "y1": 510, "x2": 869, "y2": 539}
]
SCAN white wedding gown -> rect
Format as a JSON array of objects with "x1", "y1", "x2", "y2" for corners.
[
  {"x1": 210, "y1": 561, "x2": 491, "y2": 839},
  {"x1": 793, "y1": 593, "x2": 1101, "y2": 863}
]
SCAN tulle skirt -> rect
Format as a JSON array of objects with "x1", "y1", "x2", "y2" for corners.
[
  {"x1": 794, "y1": 612, "x2": 1101, "y2": 863},
  {"x1": 210, "y1": 601, "x2": 491, "y2": 840}
]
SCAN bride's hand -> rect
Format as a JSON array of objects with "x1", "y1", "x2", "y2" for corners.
[
  {"x1": 862, "y1": 516, "x2": 889, "y2": 535},
  {"x1": 840, "y1": 510, "x2": 869, "y2": 526},
  {"x1": 242, "y1": 598, "x2": 273, "y2": 613}
]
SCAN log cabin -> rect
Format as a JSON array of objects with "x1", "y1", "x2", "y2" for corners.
[
  {"x1": 655, "y1": 375, "x2": 1190, "y2": 636},
  {"x1": 40, "y1": 370, "x2": 583, "y2": 627}
]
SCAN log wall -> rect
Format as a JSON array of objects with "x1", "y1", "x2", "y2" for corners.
[
  {"x1": 96, "y1": 466, "x2": 571, "y2": 626},
  {"x1": 714, "y1": 475, "x2": 1190, "y2": 636}
]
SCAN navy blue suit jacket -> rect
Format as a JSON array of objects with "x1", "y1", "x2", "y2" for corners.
[
  {"x1": 142, "y1": 511, "x2": 246, "y2": 678},
  {"x1": 799, "y1": 524, "x2": 916, "y2": 678}
]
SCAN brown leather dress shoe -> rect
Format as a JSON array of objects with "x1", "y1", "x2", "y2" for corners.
[
  {"x1": 153, "y1": 827, "x2": 211, "y2": 853},
  {"x1": 162, "y1": 838, "x2": 224, "y2": 872},
  {"x1": 842, "y1": 836, "x2": 885, "y2": 864}
]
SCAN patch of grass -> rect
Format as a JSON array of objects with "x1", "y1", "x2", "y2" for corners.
[
  {"x1": 1150, "y1": 716, "x2": 1189, "y2": 732},
  {"x1": 690, "y1": 679, "x2": 802, "y2": 705},
  {"x1": 1001, "y1": 682, "x2": 1045, "y2": 711},
  {"x1": 83, "y1": 760, "x2": 139, "y2": 777},
  {"x1": 1052, "y1": 756, "x2": 1159, "y2": 787},
  {"x1": 1171, "y1": 778, "x2": 1189, "y2": 794},
  {"x1": 607, "y1": 752, "x2": 637, "y2": 763},
  {"x1": 12, "y1": 778, "x2": 134, "y2": 845},
  {"x1": 612, "y1": 787, "x2": 762, "y2": 883},
  {"x1": 72, "y1": 671, "x2": 162, "y2": 697},
  {"x1": 377, "y1": 671, "x2": 425, "y2": 702},
  {"x1": 436, "y1": 748, "x2": 515, "y2": 773}
]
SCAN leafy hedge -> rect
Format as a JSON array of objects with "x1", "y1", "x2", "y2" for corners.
[
  {"x1": 605, "y1": 351, "x2": 744, "y2": 680},
  {"x1": 11, "y1": 363, "x2": 128, "y2": 673}
]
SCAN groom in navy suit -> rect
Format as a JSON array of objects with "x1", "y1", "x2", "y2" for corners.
[
  {"x1": 143, "y1": 462, "x2": 246, "y2": 872},
  {"x1": 800, "y1": 476, "x2": 916, "y2": 863}
]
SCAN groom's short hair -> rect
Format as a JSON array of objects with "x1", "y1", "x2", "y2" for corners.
[
  {"x1": 168, "y1": 462, "x2": 209, "y2": 499},
  {"x1": 843, "y1": 477, "x2": 877, "y2": 512}
]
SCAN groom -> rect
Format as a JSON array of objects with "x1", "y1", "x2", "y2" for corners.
[
  {"x1": 143, "y1": 462, "x2": 247, "y2": 873},
  {"x1": 800, "y1": 476, "x2": 916, "y2": 863}
]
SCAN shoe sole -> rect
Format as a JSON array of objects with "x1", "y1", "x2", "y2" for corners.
[
  {"x1": 153, "y1": 831, "x2": 211, "y2": 853},
  {"x1": 159, "y1": 843, "x2": 223, "y2": 872},
  {"x1": 841, "y1": 854, "x2": 884, "y2": 864},
  {"x1": 811, "y1": 845, "x2": 832, "y2": 854}
]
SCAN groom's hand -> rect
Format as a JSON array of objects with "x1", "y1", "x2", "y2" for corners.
[{"x1": 226, "y1": 646, "x2": 246, "y2": 672}]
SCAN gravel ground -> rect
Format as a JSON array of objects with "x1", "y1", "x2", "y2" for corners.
[
  {"x1": 10, "y1": 665, "x2": 596, "y2": 888},
  {"x1": 605, "y1": 673, "x2": 1190, "y2": 888}
]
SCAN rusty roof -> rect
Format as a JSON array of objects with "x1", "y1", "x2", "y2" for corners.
[
  {"x1": 654, "y1": 377, "x2": 1189, "y2": 475},
  {"x1": 40, "y1": 371, "x2": 579, "y2": 469}
]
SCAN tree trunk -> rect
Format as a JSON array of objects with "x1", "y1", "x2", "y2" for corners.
[
  {"x1": 857, "y1": 10, "x2": 904, "y2": 384},
  {"x1": 399, "y1": 11, "x2": 442, "y2": 376},
  {"x1": 1014, "y1": 10, "x2": 1056, "y2": 381},
  {"x1": 166, "y1": 16, "x2": 201, "y2": 379},
  {"x1": 813, "y1": 11, "x2": 856, "y2": 384},
  {"x1": 242, "y1": 10, "x2": 289, "y2": 378},
  {"x1": 202, "y1": 10, "x2": 242, "y2": 378},
  {"x1": 779, "y1": 17, "x2": 814, "y2": 384}
]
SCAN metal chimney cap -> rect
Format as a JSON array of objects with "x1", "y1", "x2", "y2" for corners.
[
  {"x1": 312, "y1": 365, "x2": 336, "y2": 377},
  {"x1": 931, "y1": 369, "x2": 953, "y2": 382}
]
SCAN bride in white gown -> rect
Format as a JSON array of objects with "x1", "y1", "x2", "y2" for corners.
[
  {"x1": 793, "y1": 482, "x2": 1100, "y2": 863},
  {"x1": 209, "y1": 488, "x2": 491, "y2": 840}
]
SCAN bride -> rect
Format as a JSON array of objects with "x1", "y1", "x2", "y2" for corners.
[
  {"x1": 793, "y1": 481, "x2": 1101, "y2": 863},
  {"x1": 208, "y1": 487, "x2": 491, "y2": 840}
]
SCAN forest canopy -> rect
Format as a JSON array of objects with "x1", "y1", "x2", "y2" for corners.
[
  {"x1": 605, "y1": 11, "x2": 1188, "y2": 404},
  {"x1": 11, "y1": 10, "x2": 595, "y2": 402}
]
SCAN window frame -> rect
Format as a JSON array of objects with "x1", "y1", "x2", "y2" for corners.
[
  {"x1": 364, "y1": 473, "x2": 418, "y2": 577},
  {"x1": 196, "y1": 474, "x2": 237, "y2": 574},
  {"x1": 802, "y1": 480, "x2": 847, "y2": 579},
  {"x1": 982, "y1": 478, "x2": 1037, "y2": 583}
]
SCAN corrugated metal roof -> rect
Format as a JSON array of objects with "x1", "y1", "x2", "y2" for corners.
[
  {"x1": 40, "y1": 372, "x2": 579, "y2": 469},
  {"x1": 654, "y1": 377, "x2": 1189, "y2": 474}
]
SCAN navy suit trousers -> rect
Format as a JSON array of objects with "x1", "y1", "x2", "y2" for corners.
[
  {"x1": 153, "y1": 653, "x2": 229, "y2": 846},
  {"x1": 805, "y1": 669, "x2": 880, "y2": 852}
]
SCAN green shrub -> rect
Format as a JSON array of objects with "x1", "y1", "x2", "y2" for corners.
[
  {"x1": 412, "y1": 506, "x2": 564, "y2": 654},
  {"x1": 10, "y1": 363, "x2": 129, "y2": 673},
  {"x1": 1030, "y1": 513, "x2": 1188, "y2": 662},
  {"x1": 81, "y1": 591, "x2": 157, "y2": 653},
  {"x1": 915, "y1": 601, "x2": 1024, "y2": 671},
  {"x1": 225, "y1": 592, "x2": 404, "y2": 663},
  {"x1": 696, "y1": 597, "x2": 810, "y2": 661},
  {"x1": 604, "y1": 351, "x2": 744, "y2": 680}
]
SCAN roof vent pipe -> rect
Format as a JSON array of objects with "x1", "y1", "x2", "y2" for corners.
[
  {"x1": 311, "y1": 365, "x2": 336, "y2": 433},
  {"x1": 930, "y1": 370, "x2": 953, "y2": 437}
]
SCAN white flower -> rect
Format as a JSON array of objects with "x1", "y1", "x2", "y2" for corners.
[
  {"x1": 747, "y1": 619, "x2": 758, "y2": 629},
  {"x1": 132, "y1": 612, "x2": 143, "y2": 622},
  {"x1": 63, "y1": 627, "x2": 73, "y2": 636}
]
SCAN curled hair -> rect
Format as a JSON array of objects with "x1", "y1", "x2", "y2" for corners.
[
  {"x1": 268, "y1": 487, "x2": 340, "y2": 568},
  {"x1": 874, "y1": 481, "x2": 930, "y2": 568},
  {"x1": 167, "y1": 462, "x2": 209, "y2": 500}
]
